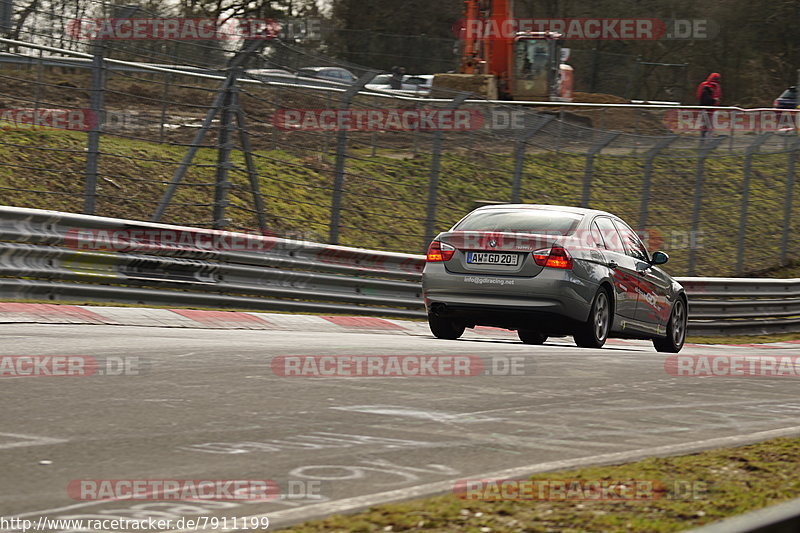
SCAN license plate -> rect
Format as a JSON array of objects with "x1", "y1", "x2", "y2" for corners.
[{"x1": 467, "y1": 252, "x2": 519, "y2": 266}]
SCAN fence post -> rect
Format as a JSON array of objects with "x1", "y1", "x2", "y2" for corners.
[
  {"x1": 34, "y1": 47, "x2": 43, "y2": 114},
  {"x1": 0, "y1": 0, "x2": 11, "y2": 34},
  {"x1": 687, "y1": 136, "x2": 725, "y2": 275},
  {"x1": 735, "y1": 134, "x2": 771, "y2": 274},
  {"x1": 152, "y1": 35, "x2": 272, "y2": 223},
  {"x1": 423, "y1": 93, "x2": 468, "y2": 251},
  {"x1": 84, "y1": 44, "x2": 106, "y2": 215},
  {"x1": 638, "y1": 136, "x2": 677, "y2": 229},
  {"x1": 151, "y1": 77, "x2": 230, "y2": 222},
  {"x1": 232, "y1": 86, "x2": 267, "y2": 235},
  {"x1": 159, "y1": 72, "x2": 172, "y2": 143},
  {"x1": 272, "y1": 86, "x2": 282, "y2": 151},
  {"x1": 511, "y1": 114, "x2": 555, "y2": 203},
  {"x1": 581, "y1": 132, "x2": 619, "y2": 208},
  {"x1": 780, "y1": 137, "x2": 800, "y2": 265},
  {"x1": 212, "y1": 74, "x2": 236, "y2": 230},
  {"x1": 328, "y1": 72, "x2": 376, "y2": 245}
]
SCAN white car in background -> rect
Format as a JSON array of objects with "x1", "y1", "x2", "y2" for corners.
[{"x1": 365, "y1": 74, "x2": 433, "y2": 95}]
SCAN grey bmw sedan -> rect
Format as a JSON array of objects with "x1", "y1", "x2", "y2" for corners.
[{"x1": 422, "y1": 204, "x2": 688, "y2": 352}]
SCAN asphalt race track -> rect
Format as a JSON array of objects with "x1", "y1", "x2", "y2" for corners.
[{"x1": 2, "y1": 323, "x2": 800, "y2": 531}]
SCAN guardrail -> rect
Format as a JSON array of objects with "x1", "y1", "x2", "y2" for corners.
[
  {"x1": 0, "y1": 206, "x2": 798, "y2": 336},
  {"x1": 0, "y1": 206, "x2": 425, "y2": 319}
]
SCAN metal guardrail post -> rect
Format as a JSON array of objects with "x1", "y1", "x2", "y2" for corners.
[
  {"x1": 328, "y1": 72, "x2": 376, "y2": 245},
  {"x1": 780, "y1": 137, "x2": 800, "y2": 265},
  {"x1": 83, "y1": 44, "x2": 106, "y2": 216},
  {"x1": 511, "y1": 115, "x2": 555, "y2": 203},
  {"x1": 688, "y1": 136, "x2": 725, "y2": 275},
  {"x1": 581, "y1": 132, "x2": 619, "y2": 208},
  {"x1": 423, "y1": 93, "x2": 468, "y2": 252},
  {"x1": 638, "y1": 135, "x2": 678, "y2": 229},
  {"x1": 736, "y1": 134, "x2": 772, "y2": 274}
]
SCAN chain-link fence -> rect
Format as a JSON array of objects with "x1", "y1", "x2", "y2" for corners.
[{"x1": 0, "y1": 32, "x2": 798, "y2": 279}]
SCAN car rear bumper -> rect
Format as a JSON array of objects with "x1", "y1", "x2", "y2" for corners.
[{"x1": 422, "y1": 263, "x2": 597, "y2": 329}]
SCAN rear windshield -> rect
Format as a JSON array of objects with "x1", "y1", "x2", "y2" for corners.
[{"x1": 453, "y1": 209, "x2": 583, "y2": 235}]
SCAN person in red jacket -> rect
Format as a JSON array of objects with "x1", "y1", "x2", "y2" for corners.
[{"x1": 696, "y1": 73, "x2": 722, "y2": 138}]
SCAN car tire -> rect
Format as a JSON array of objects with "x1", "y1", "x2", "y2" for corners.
[
  {"x1": 428, "y1": 314, "x2": 465, "y2": 340},
  {"x1": 518, "y1": 329, "x2": 548, "y2": 345},
  {"x1": 653, "y1": 297, "x2": 687, "y2": 353},
  {"x1": 574, "y1": 288, "x2": 611, "y2": 349}
]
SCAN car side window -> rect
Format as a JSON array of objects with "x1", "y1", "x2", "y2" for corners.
[
  {"x1": 613, "y1": 220, "x2": 649, "y2": 262},
  {"x1": 590, "y1": 221, "x2": 606, "y2": 249},
  {"x1": 593, "y1": 217, "x2": 625, "y2": 253}
]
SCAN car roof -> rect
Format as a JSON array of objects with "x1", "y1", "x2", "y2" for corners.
[
  {"x1": 472, "y1": 204, "x2": 616, "y2": 218},
  {"x1": 300, "y1": 66, "x2": 349, "y2": 72}
]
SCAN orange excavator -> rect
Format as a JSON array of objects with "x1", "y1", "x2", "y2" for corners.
[{"x1": 433, "y1": 0, "x2": 574, "y2": 101}]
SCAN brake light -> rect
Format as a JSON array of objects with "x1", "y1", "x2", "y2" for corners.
[
  {"x1": 774, "y1": 99, "x2": 780, "y2": 108},
  {"x1": 533, "y1": 248, "x2": 550, "y2": 266},
  {"x1": 532, "y1": 246, "x2": 573, "y2": 269},
  {"x1": 426, "y1": 240, "x2": 455, "y2": 262}
]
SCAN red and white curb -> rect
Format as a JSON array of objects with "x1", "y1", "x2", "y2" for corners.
[{"x1": 0, "y1": 302, "x2": 796, "y2": 349}]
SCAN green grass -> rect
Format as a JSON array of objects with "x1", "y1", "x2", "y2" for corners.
[
  {"x1": 1, "y1": 128, "x2": 799, "y2": 277},
  {"x1": 278, "y1": 436, "x2": 800, "y2": 533}
]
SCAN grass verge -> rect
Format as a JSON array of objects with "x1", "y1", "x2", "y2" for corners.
[{"x1": 278, "y1": 436, "x2": 800, "y2": 533}]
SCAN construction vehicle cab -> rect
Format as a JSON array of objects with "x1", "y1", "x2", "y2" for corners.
[
  {"x1": 432, "y1": 0, "x2": 574, "y2": 101},
  {"x1": 511, "y1": 32, "x2": 571, "y2": 101}
]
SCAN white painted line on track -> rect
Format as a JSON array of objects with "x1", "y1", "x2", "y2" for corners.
[
  {"x1": 0, "y1": 432, "x2": 67, "y2": 450},
  {"x1": 168, "y1": 424, "x2": 800, "y2": 532}
]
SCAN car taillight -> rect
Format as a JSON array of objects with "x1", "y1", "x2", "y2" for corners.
[
  {"x1": 426, "y1": 240, "x2": 455, "y2": 262},
  {"x1": 532, "y1": 246, "x2": 573, "y2": 269},
  {"x1": 774, "y1": 99, "x2": 780, "y2": 108}
]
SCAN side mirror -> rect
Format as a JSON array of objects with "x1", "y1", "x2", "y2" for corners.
[{"x1": 651, "y1": 251, "x2": 669, "y2": 265}]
